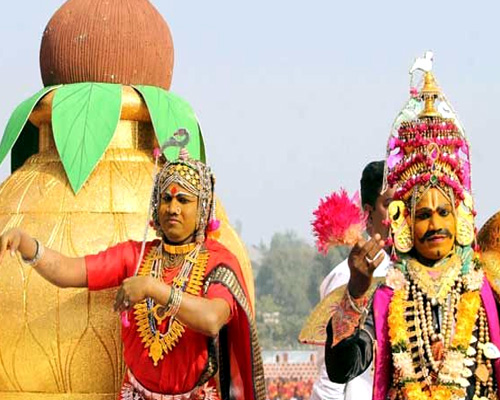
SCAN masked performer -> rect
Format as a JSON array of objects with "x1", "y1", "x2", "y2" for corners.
[
  {"x1": 0, "y1": 131, "x2": 265, "y2": 400},
  {"x1": 325, "y1": 55, "x2": 500, "y2": 400}
]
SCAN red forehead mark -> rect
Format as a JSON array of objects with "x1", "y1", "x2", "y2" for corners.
[{"x1": 170, "y1": 186, "x2": 178, "y2": 195}]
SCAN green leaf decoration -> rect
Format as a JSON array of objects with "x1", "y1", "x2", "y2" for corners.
[
  {"x1": 0, "y1": 85, "x2": 60, "y2": 166},
  {"x1": 133, "y1": 85, "x2": 204, "y2": 161},
  {"x1": 52, "y1": 82, "x2": 122, "y2": 193}
]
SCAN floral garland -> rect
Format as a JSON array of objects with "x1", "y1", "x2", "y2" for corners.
[{"x1": 386, "y1": 248, "x2": 484, "y2": 400}]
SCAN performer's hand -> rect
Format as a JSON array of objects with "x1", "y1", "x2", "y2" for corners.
[
  {"x1": 114, "y1": 276, "x2": 155, "y2": 312},
  {"x1": 347, "y1": 234, "x2": 385, "y2": 298},
  {"x1": 0, "y1": 228, "x2": 36, "y2": 263}
]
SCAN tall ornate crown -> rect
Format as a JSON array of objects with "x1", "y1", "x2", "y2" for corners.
[
  {"x1": 384, "y1": 52, "x2": 476, "y2": 250},
  {"x1": 385, "y1": 53, "x2": 472, "y2": 204}
]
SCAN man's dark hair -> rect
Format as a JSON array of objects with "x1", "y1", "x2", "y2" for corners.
[{"x1": 360, "y1": 160, "x2": 385, "y2": 208}]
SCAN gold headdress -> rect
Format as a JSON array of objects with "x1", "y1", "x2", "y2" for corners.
[
  {"x1": 385, "y1": 52, "x2": 475, "y2": 250},
  {"x1": 151, "y1": 129, "x2": 217, "y2": 244}
]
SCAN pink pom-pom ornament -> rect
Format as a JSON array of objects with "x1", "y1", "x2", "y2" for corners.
[
  {"x1": 207, "y1": 218, "x2": 221, "y2": 232},
  {"x1": 312, "y1": 189, "x2": 366, "y2": 254},
  {"x1": 121, "y1": 311, "x2": 131, "y2": 328}
]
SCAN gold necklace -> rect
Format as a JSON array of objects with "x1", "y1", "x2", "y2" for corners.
[
  {"x1": 163, "y1": 242, "x2": 197, "y2": 254},
  {"x1": 133, "y1": 243, "x2": 209, "y2": 366},
  {"x1": 163, "y1": 242, "x2": 198, "y2": 269},
  {"x1": 407, "y1": 254, "x2": 462, "y2": 305}
]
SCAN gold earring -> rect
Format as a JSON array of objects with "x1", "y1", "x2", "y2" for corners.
[
  {"x1": 456, "y1": 192, "x2": 475, "y2": 246},
  {"x1": 388, "y1": 200, "x2": 413, "y2": 253}
]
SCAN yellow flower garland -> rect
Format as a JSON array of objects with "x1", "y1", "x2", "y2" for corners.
[
  {"x1": 451, "y1": 291, "x2": 481, "y2": 350},
  {"x1": 404, "y1": 383, "x2": 453, "y2": 400},
  {"x1": 388, "y1": 288, "x2": 409, "y2": 348},
  {"x1": 388, "y1": 285, "x2": 481, "y2": 400}
]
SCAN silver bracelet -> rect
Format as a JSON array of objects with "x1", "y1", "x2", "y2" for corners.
[
  {"x1": 22, "y1": 239, "x2": 45, "y2": 265},
  {"x1": 346, "y1": 288, "x2": 367, "y2": 314}
]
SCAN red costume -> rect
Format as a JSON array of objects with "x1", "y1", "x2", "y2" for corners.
[{"x1": 86, "y1": 238, "x2": 265, "y2": 400}]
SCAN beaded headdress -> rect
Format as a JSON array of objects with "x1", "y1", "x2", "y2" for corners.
[
  {"x1": 151, "y1": 129, "x2": 217, "y2": 244},
  {"x1": 384, "y1": 52, "x2": 476, "y2": 251}
]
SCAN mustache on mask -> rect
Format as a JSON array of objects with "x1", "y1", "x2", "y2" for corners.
[{"x1": 418, "y1": 229, "x2": 453, "y2": 243}]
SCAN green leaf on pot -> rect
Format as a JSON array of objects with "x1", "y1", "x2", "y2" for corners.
[
  {"x1": 52, "y1": 82, "x2": 122, "y2": 193},
  {"x1": 0, "y1": 85, "x2": 60, "y2": 166},
  {"x1": 133, "y1": 85, "x2": 204, "y2": 161}
]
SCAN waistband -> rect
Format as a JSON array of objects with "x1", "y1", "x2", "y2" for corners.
[{"x1": 121, "y1": 370, "x2": 218, "y2": 400}]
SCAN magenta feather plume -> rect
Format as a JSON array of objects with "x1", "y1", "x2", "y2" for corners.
[{"x1": 312, "y1": 189, "x2": 366, "y2": 254}]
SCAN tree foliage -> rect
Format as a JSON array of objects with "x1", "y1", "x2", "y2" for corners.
[{"x1": 254, "y1": 231, "x2": 350, "y2": 349}]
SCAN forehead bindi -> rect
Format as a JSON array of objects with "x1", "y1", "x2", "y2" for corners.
[{"x1": 164, "y1": 184, "x2": 197, "y2": 200}]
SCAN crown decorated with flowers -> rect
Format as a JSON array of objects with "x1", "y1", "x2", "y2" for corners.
[{"x1": 384, "y1": 53, "x2": 472, "y2": 206}]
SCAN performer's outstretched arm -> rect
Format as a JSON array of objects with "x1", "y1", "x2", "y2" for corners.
[{"x1": 0, "y1": 228, "x2": 87, "y2": 287}]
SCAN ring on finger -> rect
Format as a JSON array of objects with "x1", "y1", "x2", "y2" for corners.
[{"x1": 365, "y1": 249, "x2": 384, "y2": 264}]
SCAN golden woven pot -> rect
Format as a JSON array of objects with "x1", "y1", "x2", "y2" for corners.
[{"x1": 0, "y1": 87, "x2": 254, "y2": 399}]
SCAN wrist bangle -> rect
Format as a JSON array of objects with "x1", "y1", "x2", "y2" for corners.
[
  {"x1": 22, "y1": 239, "x2": 45, "y2": 265},
  {"x1": 159, "y1": 286, "x2": 183, "y2": 318},
  {"x1": 346, "y1": 288, "x2": 367, "y2": 314},
  {"x1": 167, "y1": 287, "x2": 183, "y2": 317}
]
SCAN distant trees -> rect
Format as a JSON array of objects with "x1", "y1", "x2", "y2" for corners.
[{"x1": 254, "y1": 231, "x2": 349, "y2": 349}]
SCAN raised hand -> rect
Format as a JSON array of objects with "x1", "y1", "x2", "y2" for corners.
[{"x1": 347, "y1": 234, "x2": 385, "y2": 298}]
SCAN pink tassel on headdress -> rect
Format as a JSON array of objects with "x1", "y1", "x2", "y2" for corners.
[
  {"x1": 121, "y1": 311, "x2": 131, "y2": 328},
  {"x1": 312, "y1": 189, "x2": 366, "y2": 254},
  {"x1": 153, "y1": 147, "x2": 161, "y2": 159},
  {"x1": 207, "y1": 218, "x2": 221, "y2": 232}
]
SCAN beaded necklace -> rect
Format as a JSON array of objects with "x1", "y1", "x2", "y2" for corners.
[
  {"x1": 133, "y1": 242, "x2": 209, "y2": 366},
  {"x1": 387, "y1": 247, "x2": 498, "y2": 399}
]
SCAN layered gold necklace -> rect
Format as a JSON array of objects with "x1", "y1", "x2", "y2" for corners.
[
  {"x1": 406, "y1": 254, "x2": 462, "y2": 305},
  {"x1": 133, "y1": 242, "x2": 209, "y2": 366}
]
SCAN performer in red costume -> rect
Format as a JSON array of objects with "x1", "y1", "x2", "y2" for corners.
[{"x1": 0, "y1": 131, "x2": 265, "y2": 400}]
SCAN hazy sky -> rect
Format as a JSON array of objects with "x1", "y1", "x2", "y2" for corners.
[{"x1": 1, "y1": 1, "x2": 500, "y2": 246}]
